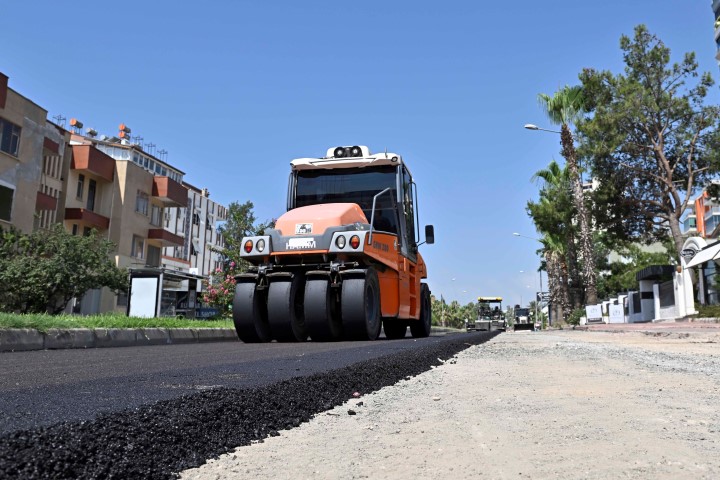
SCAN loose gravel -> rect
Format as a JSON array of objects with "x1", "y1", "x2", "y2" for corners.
[
  {"x1": 181, "y1": 329, "x2": 720, "y2": 480},
  {"x1": 0, "y1": 332, "x2": 498, "y2": 479}
]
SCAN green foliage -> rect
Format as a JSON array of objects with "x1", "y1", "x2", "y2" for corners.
[
  {"x1": 566, "y1": 308, "x2": 586, "y2": 327},
  {"x1": 0, "y1": 225, "x2": 127, "y2": 314},
  {"x1": 0, "y1": 312, "x2": 233, "y2": 332},
  {"x1": 214, "y1": 200, "x2": 274, "y2": 271},
  {"x1": 596, "y1": 241, "x2": 674, "y2": 298},
  {"x1": 692, "y1": 305, "x2": 720, "y2": 320},
  {"x1": 201, "y1": 261, "x2": 240, "y2": 313},
  {"x1": 430, "y1": 296, "x2": 475, "y2": 329}
]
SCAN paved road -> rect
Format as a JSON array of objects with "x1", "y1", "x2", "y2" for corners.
[{"x1": 0, "y1": 333, "x2": 468, "y2": 434}]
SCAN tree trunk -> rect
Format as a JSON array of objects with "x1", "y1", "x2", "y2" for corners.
[
  {"x1": 547, "y1": 251, "x2": 571, "y2": 324},
  {"x1": 561, "y1": 124, "x2": 597, "y2": 305},
  {"x1": 565, "y1": 231, "x2": 582, "y2": 308},
  {"x1": 667, "y1": 214, "x2": 685, "y2": 263}
]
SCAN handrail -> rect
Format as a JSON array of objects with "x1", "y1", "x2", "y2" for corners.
[{"x1": 368, "y1": 188, "x2": 391, "y2": 245}]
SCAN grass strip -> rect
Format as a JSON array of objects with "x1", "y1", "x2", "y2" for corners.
[{"x1": 0, "y1": 312, "x2": 233, "y2": 333}]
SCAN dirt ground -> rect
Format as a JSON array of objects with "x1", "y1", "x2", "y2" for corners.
[{"x1": 181, "y1": 326, "x2": 720, "y2": 480}]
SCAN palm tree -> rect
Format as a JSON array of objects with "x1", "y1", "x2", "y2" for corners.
[
  {"x1": 541, "y1": 233, "x2": 571, "y2": 323},
  {"x1": 538, "y1": 85, "x2": 598, "y2": 305},
  {"x1": 531, "y1": 160, "x2": 583, "y2": 308}
]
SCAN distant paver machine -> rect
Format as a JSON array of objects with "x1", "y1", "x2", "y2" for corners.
[{"x1": 467, "y1": 296, "x2": 506, "y2": 332}]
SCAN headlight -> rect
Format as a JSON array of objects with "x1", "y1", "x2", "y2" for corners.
[
  {"x1": 244, "y1": 240, "x2": 253, "y2": 253},
  {"x1": 335, "y1": 235, "x2": 346, "y2": 249},
  {"x1": 256, "y1": 238, "x2": 266, "y2": 253}
]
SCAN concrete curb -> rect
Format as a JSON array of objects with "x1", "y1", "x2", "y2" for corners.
[
  {"x1": 0, "y1": 328, "x2": 239, "y2": 353},
  {"x1": 0, "y1": 326, "x2": 458, "y2": 353}
]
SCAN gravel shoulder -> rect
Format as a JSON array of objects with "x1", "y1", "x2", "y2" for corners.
[{"x1": 182, "y1": 328, "x2": 720, "y2": 480}]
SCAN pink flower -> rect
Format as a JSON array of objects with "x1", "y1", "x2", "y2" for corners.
[{"x1": 230, "y1": 261, "x2": 235, "y2": 268}]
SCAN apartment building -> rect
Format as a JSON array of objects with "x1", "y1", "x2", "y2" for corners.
[
  {"x1": 66, "y1": 132, "x2": 189, "y2": 313},
  {"x1": 1, "y1": 71, "x2": 229, "y2": 315},
  {"x1": 162, "y1": 184, "x2": 228, "y2": 277},
  {"x1": 0, "y1": 73, "x2": 73, "y2": 234}
]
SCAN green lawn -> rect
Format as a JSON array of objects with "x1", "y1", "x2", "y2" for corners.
[{"x1": 0, "y1": 312, "x2": 234, "y2": 333}]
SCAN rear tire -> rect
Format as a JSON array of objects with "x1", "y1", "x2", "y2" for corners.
[
  {"x1": 232, "y1": 280, "x2": 271, "y2": 343},
  {"x1": 305, "y1": 278, "x2": 343, "y2": 341},
  {"x1": 383, "y1": 318, "x2": 407, "y2": 340},
  {"x1": 410, "y1": 283, "x2": 432, "y2": 338},
  {"x1": 267, "y1": 273, "x2": 308, "y2": 342},
  {"x1": 341, "y1": 268, "x2": 381, "y2": 340}
]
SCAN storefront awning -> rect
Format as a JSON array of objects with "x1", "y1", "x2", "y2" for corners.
[{"x1": 685, "y1": 241, "x2": 720, "y2": 268}]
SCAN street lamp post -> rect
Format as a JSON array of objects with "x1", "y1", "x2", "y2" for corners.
[{"x1": 524, "y1": 123, "x2": 561, "y2": 134}]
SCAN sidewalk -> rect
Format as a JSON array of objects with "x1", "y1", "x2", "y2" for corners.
[{"x1": 576, "y1": 318, "x2": 720, "y2": 336}]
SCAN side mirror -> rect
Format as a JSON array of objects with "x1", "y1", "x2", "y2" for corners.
[{"x1": 425, "y1": 225, "x2": 435, "y2": 245}]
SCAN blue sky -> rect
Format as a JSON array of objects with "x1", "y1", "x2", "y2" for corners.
[{"x1": 2, "y1": 1, "x2": 719, "y2": 309}]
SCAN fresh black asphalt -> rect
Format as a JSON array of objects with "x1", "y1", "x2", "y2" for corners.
[{"x1": 0, "y1": 331, "x2": 499, "y2": 479}]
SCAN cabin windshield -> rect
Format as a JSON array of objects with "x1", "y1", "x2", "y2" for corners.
[{"x1": 295, "y1": 166, "x2": 398, "y2": 212}]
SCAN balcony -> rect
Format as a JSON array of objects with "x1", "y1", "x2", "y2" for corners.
[
  {"x1": 64, "y1": 208, "x2": 110, "y2": 230},
  {"x1": 148, "y1": 228, "x2": 184, "y2": 246},
  {"x1": 71, "y1": 145, "x2": 114, "y2": 183},
  {"x1": 152, "y1": 176, "x2": 187, "y2": 207},
  {"x1": 35, "y1": 191, "x2": 57, "y2": 211}
]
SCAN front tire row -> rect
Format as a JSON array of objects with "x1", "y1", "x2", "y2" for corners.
[{"x1": 232, "y1": 269, "x2": 432, "y2": 343}]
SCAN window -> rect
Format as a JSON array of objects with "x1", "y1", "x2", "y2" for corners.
[
  {"x1": 147, "y1": 245, "x2": 161, "y2": 267},
  {"x1": 192, "y1": 211, "x2": 200, "y2": 225},
  {"x1": 71, "y1": 224, "x2": 78, "y2": 235},
  {"x1": 135, "y1": 190, "x2": 149, "y2": 215},
  {"x1": 131, "y1": 235, "x2": 144, "y2": 259},
  {"x1": 0, "y1": 118, "x2": 21, "y2": 156},
  {"x1": 87, "y1": 179, "x2": 97, "y2": 211},
  {"x1": 0, "y1": 184, "x2": 14, "y2": 221},
  {"x1": 76, "y1": 174, "x2": 85, "y2": 199},
  {"x1": 150, "y1": 204, "x2": 162, "y2": 226},
  {"x1": 83, "y1": 226, "x2": 92, "y2": 236}
]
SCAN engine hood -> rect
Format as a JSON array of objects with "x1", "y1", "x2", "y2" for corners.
[{"x1": 275, "y1": 203, "x2": 368, "y2": 236}]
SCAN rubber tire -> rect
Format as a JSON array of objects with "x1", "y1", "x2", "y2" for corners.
[
  {"x1": 410, "y1": 283, "x2": 432, "y2": 338},
  {"x1": 305, "y1": 278, "x2": 343, "y2": 341},
  {"x1": 383, "y1": 318, "x2": 407, "y2": 339},
  {"x1": 267, "y1": 273, "x2": 308, "y2": 342},
  {"x1": 232, "y1": 281, "x2": 272, "y2": 343},
  {"x1": 341, "y1": 268, "x2": 382, "y2": 341}
]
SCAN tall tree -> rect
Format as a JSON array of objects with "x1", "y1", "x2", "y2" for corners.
[
  {"x1": 578, "y1": 25, "x2": 720, "y2": 260},
  {"x1": 538, "y1": 85, "x2": 598, "y2": 305}
]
